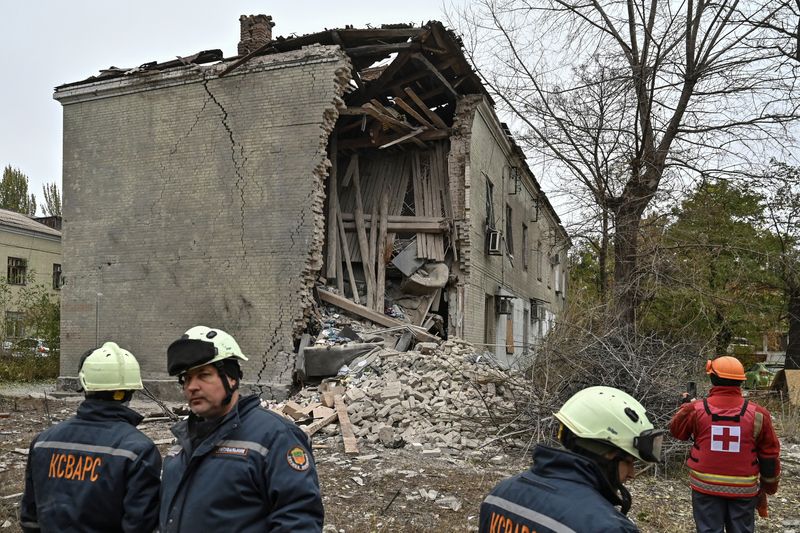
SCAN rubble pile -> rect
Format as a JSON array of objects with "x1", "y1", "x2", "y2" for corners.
[{"x1": 290, "y1": 338, "x2": 529, "y2": 454}]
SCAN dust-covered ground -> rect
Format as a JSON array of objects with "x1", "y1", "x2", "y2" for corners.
[{"x1": 1, "y1": 387, "x2": 798, "y2": 532}]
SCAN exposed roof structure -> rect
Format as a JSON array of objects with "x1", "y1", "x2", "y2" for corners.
[
  {"x1": 55, "y1": 20, "x2": 564, "y2": 233},
  {"x1": 0, "y1": 208, "x2": 61, "y2": 238}
]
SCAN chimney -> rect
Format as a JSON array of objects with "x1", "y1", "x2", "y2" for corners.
[{"x1": 238, "y1": 14, "x2": 275, "y2": 56}]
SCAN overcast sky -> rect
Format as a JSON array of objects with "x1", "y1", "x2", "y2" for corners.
[{"x1": 0, "y1": 1, "x2": 455, "y2": 215}]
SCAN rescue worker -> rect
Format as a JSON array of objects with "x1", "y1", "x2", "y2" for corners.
[
  {"x1": 479, "y1": 386, "x2": 664, "y2": 533},
  {"x1": 19, "y1": 342, "x2": 161, "y2": 533},
  {"x1": 160, "y1": 325, "x2": 324, "y2": 532},
  {"x1": 670, "y1": 356, "x2": 781, "y2": 533}
]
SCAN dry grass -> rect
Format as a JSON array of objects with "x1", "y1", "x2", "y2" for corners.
[{"x1": 0, "y1": 354, "x2": 59, "y2": 382}]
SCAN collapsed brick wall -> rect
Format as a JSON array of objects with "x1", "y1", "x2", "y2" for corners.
[{"x1": 55, "y1": 47, "x2": 352, "y2": 398}]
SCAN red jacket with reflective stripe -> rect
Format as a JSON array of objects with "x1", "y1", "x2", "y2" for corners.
[{"x1": 669, "y1": 386, "x2": 781, "y2": 498}]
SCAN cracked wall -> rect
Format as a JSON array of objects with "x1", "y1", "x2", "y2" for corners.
[{"x1": 55, "y1": 46, "x2": 351, "y2": 398}]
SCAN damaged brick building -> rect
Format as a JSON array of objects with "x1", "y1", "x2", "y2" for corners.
[{"x1": 53, "y1": 15, "x2": 570, "y2": 396}]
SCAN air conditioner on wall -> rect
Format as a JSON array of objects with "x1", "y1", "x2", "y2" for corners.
[
  {"x1": 486, "y1": 228, "x2": 502, "y2": 255},
  {"x1": 496, "y1": 298, "x2": 513, "y2": 315}
]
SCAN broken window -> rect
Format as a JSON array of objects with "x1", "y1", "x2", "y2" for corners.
[
  {"x1": 505, "y1": 204, "x2": 514, "y2": 256},
  {"x1": 53, "y1": 264, "x2": 63, "y2": 290},
  {"x1": 522, "y1": 224, "x2": 529, "y2": 270},
  {"x1": 7, "y1": 257, "x2": 27, "y2": 285},
  {"x1": 536, "y1": 241, "x2": 543, "y2": 281},
  {"x1": 485, "y1": 177, "x2": 495, "y2": 229}
]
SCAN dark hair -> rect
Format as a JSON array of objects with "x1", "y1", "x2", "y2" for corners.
[
  {"x1": 85, "y1": 390, "x2": 134, "y2": 403},
  {"x1": 710, "y1": 374, "x2": 743, "y2": 387}
]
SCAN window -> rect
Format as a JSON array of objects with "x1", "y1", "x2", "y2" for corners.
[
  {"x1": 7, "y1": 257, "x2": 27, "y2": 285},
  {"x1": 522, "y1": 224, "x2": 529, "y2": 270},
  {"x1": 505, "y1": 204, "x2": 514, "y2": 256},
  {"x1": 5, "y1": 311, "x2": 25, "y2": 338},
  {"x1": 485, "y1": 178, "x2": 496, "y2": 228},
  {"x1": 536, "y1": 241, "x2": 543, "y2": 281},
  {"x1": 53, "y1": 264, "x2": 63, "y2": 290}
]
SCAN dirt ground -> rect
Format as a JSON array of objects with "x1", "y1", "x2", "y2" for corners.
[{"x1": 1, "y1": 387, "x2": 799, "y2": 532}]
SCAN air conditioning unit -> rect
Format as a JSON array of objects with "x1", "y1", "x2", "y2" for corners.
[
  {"x1": 486, "y1": 228, "x2": 502, "y2": 255},
  {"x1": 496, "y1": 297, "x2": 513, "y2": 315},
  {"x1": 530, "y1": 300, "x2": 547, "y2": 321}
]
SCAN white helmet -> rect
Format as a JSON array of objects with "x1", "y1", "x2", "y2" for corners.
[
  {"x1": 78, "y1": 342, "x2": 143, "y2": 391},
  {"x1": 167, "y1": 325, "x2": 248, "y2": 377}
]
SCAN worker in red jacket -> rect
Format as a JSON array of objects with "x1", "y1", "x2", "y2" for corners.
[{"x1": 670, "y1": 356, "x2": 781, "y2": 533}]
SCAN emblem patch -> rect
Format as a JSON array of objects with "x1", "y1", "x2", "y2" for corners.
[
  {"x1": 287, "y1": 447, "x2": 310, "y2": 471},
  {"x1": 214, "y1": 446, "x2": 248, "y2": 457}
]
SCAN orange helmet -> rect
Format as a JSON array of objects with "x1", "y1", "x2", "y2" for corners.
[{"x1": 706, "y1": 356, "x2": 745, "y2": 381}]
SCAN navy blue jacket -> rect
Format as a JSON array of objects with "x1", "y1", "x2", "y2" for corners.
[
  {"x1": 20, "y1": 399, "x2": 162, "y2": 533},
  {"x1": 160, "y1": 394, "x2": 324, "y2": 533},
  {"x1": 479, "y1": 445, "x2": 639, "y2": 533}
]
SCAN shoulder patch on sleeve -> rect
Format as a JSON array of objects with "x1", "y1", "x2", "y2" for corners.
[
  {"x1": 166, "y1": 445, "x2": 183, "y2": 458},
  {"x1": 286, "y1": 446, "x2": 310, "y2": 472}
]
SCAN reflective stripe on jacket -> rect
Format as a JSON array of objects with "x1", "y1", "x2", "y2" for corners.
[
  {"x1": 159, "y1": 394, "x2": 324, "y2": 533},
  {"x1": 19, "y1": 400, "x2": 162, "y2": 533},
  {"x1": 479, "y1": 445, "x2": 640, "y2": 533}
]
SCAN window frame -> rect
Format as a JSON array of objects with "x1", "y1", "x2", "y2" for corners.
[
  {"x1": 505, "y1": 204, "x2": 514, "y2": 256},
  {"x1": 522, "y1": 224, "x2": 529, "y2": 270},
  {"x1": 53, "y1": 263, "x2": 63, "y2": 290},
  {"x1": 7, "y1": 257, "x2": 27, "y2": 286}
]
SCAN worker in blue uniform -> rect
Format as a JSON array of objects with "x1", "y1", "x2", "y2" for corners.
[
  {"x1": 20, "y1": 342, "x2": 161, "y2": 533},
  {"x1": 159, "y1": 325, "x2": 324, "y2": 533},
  {"x1": 480, "y1": 386, "x2": 665, "y2": 533}
]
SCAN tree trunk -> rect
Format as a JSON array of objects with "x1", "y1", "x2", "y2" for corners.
[
  {"x1": 612, "y1": 206, "x2": 642, "y2": 327},
  {"x1": 786, "y1": 285, "x2": 800, "y2": 370},
  {"x1": 598, "y1": 209, "x2": 609, "y2": 303}
]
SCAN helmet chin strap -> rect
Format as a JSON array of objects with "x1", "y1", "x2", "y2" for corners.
[
  {"x1": 214, "y1": 362, "x2": 240, "y2": 406},
  {"x1": 593, "y1": 452, "x2": 633, "y2": 514}
]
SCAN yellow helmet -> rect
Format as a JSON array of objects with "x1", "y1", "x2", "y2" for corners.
[
  {"x1": 166, "y1": 325, "x2": 248, "y2": 376},
  {"x1": 554, "y1": 386, "x2": 664, "y2": 462},
  {"x1": 79, "y1": 342, "x2": 143, "y2": 391}
]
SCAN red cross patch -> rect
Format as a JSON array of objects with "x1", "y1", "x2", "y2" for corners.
[{"x1": 710, "y1": 425, "x2": 740, "y2": 452}]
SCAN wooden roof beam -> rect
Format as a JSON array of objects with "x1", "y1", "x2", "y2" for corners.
[{"x1": 410, "y1": 53, "x2": 459, "y2": 99}]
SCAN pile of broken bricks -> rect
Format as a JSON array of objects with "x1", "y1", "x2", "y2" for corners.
[{"x1": 272, "y1": 337, "x2": 528, "y2": 457}]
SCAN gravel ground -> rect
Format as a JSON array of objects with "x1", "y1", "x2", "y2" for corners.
[{"x1": 1, "y1": 385, "x2": 798, "y2": 532}]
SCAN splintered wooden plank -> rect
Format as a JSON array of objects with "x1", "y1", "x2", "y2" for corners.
[
  {"x1": 316, "y1": 287, "x2": 439, "y2": 342},
  {"x1": 380, "y1": 128, "x2": 424, "y2": 149},
  {"x1": 337, "y1": 209, "x2": 361, "y2": 304},
  {"x1": 376, "y1": 191, "x2": 389, "y2": 311},
  {"x1": 368, "y1": 204, "x2": 378, "y2": 293},
  {"x1": 341, "y1": 220, "x2": 447, "y2": 233},
  {"x1": 341, "y1": 154, "x2": 358, "y2": 188},
  {"x1": 302, "y1": 411, "x2": 339, "y2": 437},
  {"x1": 393, "y1": 96, "x2": 433, "y2": 129},
  {"x1": 352, "y1": 165, "x2": 375, "y2": 305},
  {"x1": 403, "y1": 87, "x2": 448, "y2": 129},
  {"x1": 326, "y1": 137, "x2": 339, "y2": 279},
  {"x1": 334, "y1": 395, "x2": 360, "y2": 455}
]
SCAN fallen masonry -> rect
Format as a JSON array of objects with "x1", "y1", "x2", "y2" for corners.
[{"x1": 271, "y1": 337, "x2": 529, "y2": 455}]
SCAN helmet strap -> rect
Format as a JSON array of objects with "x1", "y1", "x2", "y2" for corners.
[{"x1": 214, "y1": 361, "x2": 240, "y2": 406}]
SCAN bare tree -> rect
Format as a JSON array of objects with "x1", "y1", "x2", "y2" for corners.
[{"x1": 449, "y1": 0, "x2": 800, "y2": 327}]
